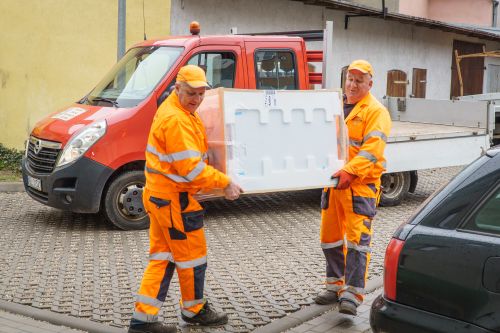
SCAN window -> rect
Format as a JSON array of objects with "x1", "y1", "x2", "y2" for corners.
[
  {"x1": 255, "y1": 50, "x2": 297, "y2": 90},
  {"x1": 465, "y1": 186, "x2": 500, "y2": 235},
  {"x1": 87, "y1": 46, "x2": 183, "y2": 108},
  {"x1": 188, "y1": 52, "x2": 236, "y2": 88},
  {"x1": 386, "y1": 69, "x2": 407, "y2": 97},
  {"x1": 411, "y1": 68, "x2": 427, "y2": 98}
]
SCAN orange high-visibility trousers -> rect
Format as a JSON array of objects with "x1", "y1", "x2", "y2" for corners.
[
  {"x1": 132, "y1": 188, "x2": 208, "y2": 323},
  {"x1": 320, "y1": 180, "x2": 379, "y2": 306}
]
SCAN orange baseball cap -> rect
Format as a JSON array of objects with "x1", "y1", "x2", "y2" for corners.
[
  {"x1": 347, "y1": 59, "x2": 374, "y2": 77},
  {"x1": 176, "y1": 65, "x2": 210, "y2": 88}
]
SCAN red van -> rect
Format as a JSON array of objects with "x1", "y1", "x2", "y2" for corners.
[{"x1": 22, "y1": 28, "x2": 319, "y2": 230}]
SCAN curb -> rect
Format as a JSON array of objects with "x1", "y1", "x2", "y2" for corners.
[
  {"x1": 253, "y1": 276, "x2": 383, "y2": 333},
  {"x1": 0, "y1": 300, "x2": 126, "y2": 333},
  {"x1": 0, "y1": 182, "x2": 24, "y2": 192}
]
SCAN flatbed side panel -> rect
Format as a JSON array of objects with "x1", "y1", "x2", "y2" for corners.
[
  {"x1": 385, "y1": 135, "x2": 489, "y2": 173},
  {"x1": 386, "y1": 97, "x2": 488, "y2": 128}
]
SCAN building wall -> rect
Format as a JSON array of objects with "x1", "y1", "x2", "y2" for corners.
[
  {"x1": 345, "y1": 0, "x2": 399, "y2": 12},
  {"x1": 399, "y1": 0, "x2": 429, "y2": 18},
  {"x1": 0, "y1": 0, "x2": 171, "y2": 149},
  {"x1": 400, "y1": 0, "x2": 493, "y2": 27},
  {"x1": 171, "y1": 0, "x2": 500, "y2": 101}
]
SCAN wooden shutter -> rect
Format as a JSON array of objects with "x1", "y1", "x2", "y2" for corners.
[
  {"x1": 412, "y1": 68, "x2": 427, "y2": 98},
  {"x1": 451, "y1": 40, "x2": 485, "y2": 98},
  {"x1": 386, "y1": 70, "x2": 407, "y2": 97}
]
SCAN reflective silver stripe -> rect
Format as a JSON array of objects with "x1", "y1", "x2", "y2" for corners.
[
  {"x1": 131, "y1": 310, "x2": 158, "y2": 323},
  {"x1": 181, "y1": 308, "x2": 197, "y2": 318},
  {"x1": 182, "y1": 298, "x2": 205, "y2": 308},
  {"x1": 326, "y1": 279, "x2": 344, "y2": 292},
  {"x1": 146, "y1": 162, "x2": 206, "y2": 183},
  {"x1": 357, "y1": 150, "x2": 377, "y2": 163},
  {"x1": 163, "y1": 172, "x2": 191, "y2": 183},
  {"x1": 185, "y1": 161, "x2": 206, "y2": 181},
  {"x1": 340, "y1": 288, "x2": 363, "y2": 306},
  {"x1": 346, "y1": 241, "x2": 371, "y2": 253},
  {"x1": 145, "y1": 167, "x2": 190, "y2": 183},
  {"x1": 343, "y1": 285, "x2": 365, "y2": 295},
  {"x1": 147, "y1": 144, "x2": 201, "y2": 163},
  {"x1": 136, "y1": 294, "x2": 163, "y2": 308},
  {"x1": 382, "y1": 161, "x2": 387, "y2": 168},
  {"x1": 326, "y1": 276, "x2": 344, "y2": 283},
  {"x1": 349, "y1": 139, "x2": 362, "y2": 147},
  {"x1": 176, "y1": 256, "x2": 207, "y2": 269},
  {"x1": 364, "y1": 130, "x2": 387, "y2": 143},
  {"x1": 321, "y1": 240, "x2": 344, "y2": 249},
  {"x1": 202, "y1": 152, "x2": 208, "y2": 160},
  {"x1": 149, "y1": 252, "x2": 175, "y2": 262}
]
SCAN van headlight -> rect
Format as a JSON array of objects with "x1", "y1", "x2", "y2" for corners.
[{"x1": 56, "y1": 120, "x2": 107, "y2": 168}]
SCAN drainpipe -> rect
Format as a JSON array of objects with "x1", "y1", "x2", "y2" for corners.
[
  {"x1": 493, "y1": 0, "x2": 499, "y2": 27},
  {"x1": 118, "y1": 0, "x2": 126, "y2": 60}
]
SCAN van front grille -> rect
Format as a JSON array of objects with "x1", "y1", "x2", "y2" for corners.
[{"x1": 26, "y1": 136, "x2": 62, "y2": 174}]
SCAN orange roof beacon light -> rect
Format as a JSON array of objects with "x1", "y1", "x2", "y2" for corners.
[{"x1": 190, "y1": 21, "x2": 201, "y2": 35}]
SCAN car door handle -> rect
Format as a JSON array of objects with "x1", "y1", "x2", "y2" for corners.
[{"x1": 483, "y1": 257, "x2": 500, "y2": 293}]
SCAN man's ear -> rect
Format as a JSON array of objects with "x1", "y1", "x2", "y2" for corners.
[
  {"x1": 368, "y1": 79, "x2": 373, "y2": 88},
  {"x1": 174, "y1": 82, "x2": 181, "y2": 93}
]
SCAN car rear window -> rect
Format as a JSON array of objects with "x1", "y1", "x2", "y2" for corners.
[{"x1": 465, "y1": 185, "x2": 500, "y2": 235}]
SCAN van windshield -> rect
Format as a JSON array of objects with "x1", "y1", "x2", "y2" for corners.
[{"x1": 82, "y1": 46, "x2": 183, "y2": 108}]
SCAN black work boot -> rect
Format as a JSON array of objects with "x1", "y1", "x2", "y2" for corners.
[
  {"x1": 128, "y1": 322, "x2": 177, "y2": 333},
  {"x1": 338, "y1": 299, "x2": 358, "y2": 316},
  {"x1": 181, "y1": 301, "x2": 228, "y2": 326},
  {"x1": 314, "y1": 290, "x2": 339, "y2": 305}
]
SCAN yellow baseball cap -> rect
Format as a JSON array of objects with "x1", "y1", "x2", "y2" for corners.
[
  {"x1": 347, "y1": 59, "x2": 374, "y2": 77},
  {"x1": 176, "y1": 65, "x2": 210, "y2": 88}
]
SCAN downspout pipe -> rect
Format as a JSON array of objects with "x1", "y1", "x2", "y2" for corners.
[
  {"x1": 493, "y1": 0, "x2": 499, "y2": 27},
  {"x1": 118, "y1": 0, "x2": 126, "y2": 60}
]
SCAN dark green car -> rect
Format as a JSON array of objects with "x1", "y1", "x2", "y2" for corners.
[{"x1": 371, "y1": 146, "x2": 500, "y2": 333}]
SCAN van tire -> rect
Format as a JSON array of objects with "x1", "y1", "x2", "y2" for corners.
[
  {"x1": 103, "y1": 170, "x2": 150, "y2": 230},
  {"x1": 379, "y1": 172, "x2": 411, "y2": 207}
]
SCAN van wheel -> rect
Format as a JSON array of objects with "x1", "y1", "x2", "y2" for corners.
[
  {"x1": 379, "y1": 172, "x2": 411, "y2": 207},
  {"x1": 103, "y1": 170, "x2": 149, "y2": 230}
]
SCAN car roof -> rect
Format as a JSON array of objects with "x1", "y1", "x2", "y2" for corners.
[{"x1": 131, "y1": 34, "x2": 304, "y2": 48}]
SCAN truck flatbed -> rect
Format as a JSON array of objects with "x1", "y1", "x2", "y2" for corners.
[
  {"x1": 389, "y1": 121, "x2": 487, "y2": 143},
  {"x1": 385, "y1": 120, "x2": 489, "y2": 173}
]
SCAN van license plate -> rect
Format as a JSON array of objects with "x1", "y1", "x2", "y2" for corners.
[{"x1": 27, "y1": 175, "x2": 42, "y2": 191}]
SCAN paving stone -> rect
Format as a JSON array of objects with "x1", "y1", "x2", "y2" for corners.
[{"x1": 0, "y1": 167, "x2": 461, "y2": 332}]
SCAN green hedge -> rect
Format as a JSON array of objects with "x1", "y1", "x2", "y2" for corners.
[{"x1": 0, "y1": 143, "x2": 23, "y2": 172}]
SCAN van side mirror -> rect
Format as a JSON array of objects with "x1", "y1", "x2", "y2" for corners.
[{"x1": 157, "y1": 85, "x2": 175, "y2": 107}]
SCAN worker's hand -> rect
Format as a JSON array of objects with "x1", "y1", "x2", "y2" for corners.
[
  {"x1": 224, "y1": 181, "x2": 243, "y2": 200},
  {"x1": 332, "y1": 169, "x2": 356, "y2": 190}
]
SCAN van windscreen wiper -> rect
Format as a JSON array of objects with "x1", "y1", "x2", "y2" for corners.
[{"x1": 91, "y1": 97, "x2": 119, "y2": 107}]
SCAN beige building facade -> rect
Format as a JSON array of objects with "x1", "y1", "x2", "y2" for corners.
[
  {"x1": 399, "y1": 0, "x2": 496, "y2": 27},
  {"x1": 0, "y1": 0, "x2": 171, "y2": 149}
]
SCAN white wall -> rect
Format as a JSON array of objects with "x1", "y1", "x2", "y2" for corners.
[{"x1": 171, "y1": 0, "x2": 500, "y2": 100}]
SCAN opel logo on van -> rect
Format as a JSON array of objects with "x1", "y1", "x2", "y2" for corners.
[{"x1": 33, "y1": 140, "x2": 42, "y2": 154}]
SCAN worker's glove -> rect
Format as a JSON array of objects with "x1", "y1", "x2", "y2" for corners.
[
  {"x1": 331, "y1": 169, "x2": 356, "y2": 190},
  {"x1": 224, "y1": 181, "x2": 244, "y2": 200}
]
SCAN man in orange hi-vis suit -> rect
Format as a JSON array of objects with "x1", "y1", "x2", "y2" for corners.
[
  {"x1": 128, "y1": 65, "x2": 243, "y2": 333},
  {"x1": 314, "y1": 60, "x2": 391, "y2": 316}
]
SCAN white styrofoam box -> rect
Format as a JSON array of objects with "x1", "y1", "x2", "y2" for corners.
[{"x1": 221, "y1": 89, "x2": 345, "y2": 193}]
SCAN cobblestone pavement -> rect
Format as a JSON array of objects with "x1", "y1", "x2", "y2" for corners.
[
  {"x1": 286, "y1": 288, "x2": 382, "y2": 333},
  {"x1": 0, "y1": 167, "x2": 462, "y2": 332}
]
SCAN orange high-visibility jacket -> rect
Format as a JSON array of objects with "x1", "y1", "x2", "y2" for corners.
[
  {"x1": 342, "y1": 92, "x2": 392, "y2": 183},
  {"x1": 144, "y1": 91, "x2": 230, "y2": 193}
]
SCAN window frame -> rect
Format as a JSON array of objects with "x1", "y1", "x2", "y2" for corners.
[
  {"x1": 187, "y1": 51, "x2": 237, "y2": 89},
  {"x1": 253, "y1": 48, "x2": 298, "y2": 90},
  {"x1": 459, "y1": 180, "x2": 500, "y2": 237}
]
